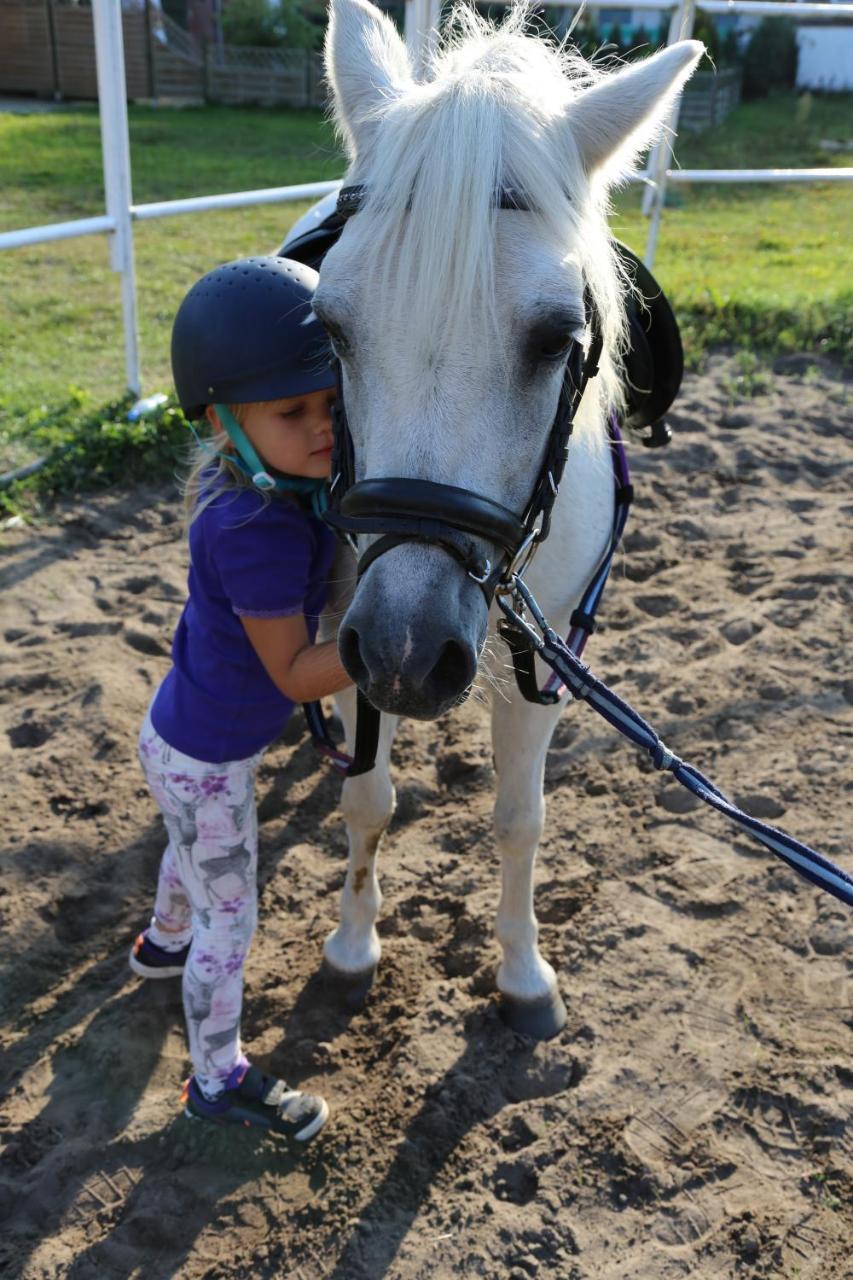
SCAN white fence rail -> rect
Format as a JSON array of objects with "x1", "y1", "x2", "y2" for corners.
[{"x1": 1, "y1": 0, "x2": 852, "y2": 396}]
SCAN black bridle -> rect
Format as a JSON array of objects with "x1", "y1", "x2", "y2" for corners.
[{"x1": 321, "y1": 184, "x2": 603, "y2": 772}]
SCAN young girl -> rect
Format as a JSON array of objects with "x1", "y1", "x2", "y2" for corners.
[{"x1": 130, "y1": 255, "x2": 351, "y2": 1141}]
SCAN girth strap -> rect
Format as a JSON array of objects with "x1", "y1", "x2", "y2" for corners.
[
  {"x1": 498, "y1": 615, "x2": 562, "y2": 706},
  {"x1": 347, "y1": 688, "x2": 382, "y2": 778}
]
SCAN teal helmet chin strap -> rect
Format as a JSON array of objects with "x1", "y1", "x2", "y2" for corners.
[{"x1": 214, "y1": 404, "x2": 328, "y2": 516}]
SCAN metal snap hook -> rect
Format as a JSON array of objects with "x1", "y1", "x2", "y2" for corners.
[{"x1": 504, "y1": 529, "x2": 540, "y2": 582}]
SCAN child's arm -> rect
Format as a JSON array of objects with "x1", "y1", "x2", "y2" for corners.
[{"x1": 241, "y1": 614, "x2": 352, "y2": 703}]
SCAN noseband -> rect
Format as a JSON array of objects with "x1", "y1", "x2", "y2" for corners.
[{"x1": 322, "y1": 185, "x2": 603, "y2": 602}]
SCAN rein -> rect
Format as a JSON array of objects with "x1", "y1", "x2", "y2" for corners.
[{"x1": 496, "y1": 575, "x2": 853, "y2": 910}]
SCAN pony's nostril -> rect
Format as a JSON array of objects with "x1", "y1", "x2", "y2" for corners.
[
  {"x1": 339, "y1": 625, "x2": 369, "y2": 685},
  {"x1": 426, "y1": 639, "x2": 476, "y2": 699}
]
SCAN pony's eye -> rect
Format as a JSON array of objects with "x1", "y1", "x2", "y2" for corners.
[
  {"x1": 322, "y1": 320, "x2": 350, "y2": 358},
  {"x1": 538, "y1": 335, "x2": 574, "y2": 361},
  {"x1": 528, "y1": 316, "x2": 584, "y2": 365}
]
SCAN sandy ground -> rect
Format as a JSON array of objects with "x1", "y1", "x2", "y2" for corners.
[{"x1": 0, "y1": 353, "x2": 851, "y2": 1280}]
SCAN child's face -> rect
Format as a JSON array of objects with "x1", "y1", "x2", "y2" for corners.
[{"x1": 212, "y1": 388, "x2": 336, "y2": 479}]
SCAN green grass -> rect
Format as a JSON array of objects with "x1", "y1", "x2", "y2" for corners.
[
  {"x1": 0, "y1": 389, "x2": 190, "y2": 516},
  {"x1": 0, "y1": 91, "x2": 851, "y2": 477},
  {"x1": 0, "y1": 104, "x2": 342, "y2": 468},
  {"x1": 610, "y1": 92, "x2": 853, "y2": 363}
]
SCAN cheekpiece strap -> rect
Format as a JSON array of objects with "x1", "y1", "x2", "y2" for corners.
[{"x1": 336, "y1": 185, "x2": 366, "y2": 219}]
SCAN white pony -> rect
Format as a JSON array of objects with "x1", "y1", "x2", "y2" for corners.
[{"x1": 315, "y1": 0, "x2": 703, "y2": 1038}]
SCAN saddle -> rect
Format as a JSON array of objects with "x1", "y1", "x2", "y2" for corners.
[{"x1": 278, "y1": 193, "x2": 683, "y2": 444}]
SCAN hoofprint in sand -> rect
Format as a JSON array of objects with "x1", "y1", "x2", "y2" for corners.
[{"x1": 1, "y1": 356, "x2": 850, "y2": 1277}]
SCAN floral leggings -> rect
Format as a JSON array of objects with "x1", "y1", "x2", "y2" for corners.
[{"x1": 138, "y1": 711, "x2": 264, "y2": 1096}]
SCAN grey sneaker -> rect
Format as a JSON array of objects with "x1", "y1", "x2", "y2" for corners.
[
  {"x1": 182, "y1": 1059, "x2": 329, "y2": 1142},
  {"x1": 129, "y1": 928, "x2": 190, "y2": 978}
]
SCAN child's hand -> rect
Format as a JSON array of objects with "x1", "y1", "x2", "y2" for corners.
[{"x1": 241, "y1": 614, "x2": 352, "y2": 703}]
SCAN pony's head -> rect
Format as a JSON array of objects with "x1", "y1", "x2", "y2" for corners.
[{"x1": 318, "y1": 0, "x2": 702, "y2": 719}]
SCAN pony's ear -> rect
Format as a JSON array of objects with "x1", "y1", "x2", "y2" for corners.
[
  {"x1": 326, "y1": 0, "x2": 413, "y2": 161},
  {"x1": 568, "y1": 41, "x2": 705, "y2": 180}
]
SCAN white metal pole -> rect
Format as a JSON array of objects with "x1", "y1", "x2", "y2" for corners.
[
  {"x1": 641, "y1": 3, "x2": 680, "y2": 219},
  {"x1": 643, "y1": 0, "x2": 696, "y2": 268},
  {"x1": 93, "y1": 0, "x2": 141, "y2": 395},
  {"x1": 0, "y1": 215, "x2": 116, "y2": 251},
  {"x1": 131, "y1": 180, "x2": 342, "y2": 221},
  {"x1": 404, "y1": 0, "x2": 422, "y2": 62},
  {"x1": 405, "y1": 0, "x2": 440, "y2": 73},
  {"x1": 427, "y1": 0, "x2": 442, "y2": 47}
]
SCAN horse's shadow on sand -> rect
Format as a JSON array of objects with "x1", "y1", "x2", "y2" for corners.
[
  {"x1": 315, "y1": 1004, "x2": 580, "y2": 1280},
  {"x1": 17, "y1": 966, "x2": 577, "y2": 1280}
]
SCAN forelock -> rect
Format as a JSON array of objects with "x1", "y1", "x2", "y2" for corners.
[{"x1": 350, "y1": 3, "x2": 628, "y2": 419}]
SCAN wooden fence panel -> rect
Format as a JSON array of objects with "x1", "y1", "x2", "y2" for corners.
[
  {"x1": 152, "y1": 44, "x2": 204, "y2": 99},
  {"x1": 0, "y1": 2, "x2": 324, "y2": 106},
  {"x1": 53, "y1": 3, "x2": 97, "y2": 99},
  {"x1": 122, "y1": 11, "x2": 151, "y2": 99},
  {"x1": 151, "y1": 11, "x2": 203, "y2": 99},
  {"x1": 307, "y1": 52, "x2": 326, "y2": 108},
  {"x1": 205, "y1": 47, "x2": 328, "y2": 108},
  {"x1": 205, "y1": 46, "x2": 309, "y2": 106},
  {"x1": 680, "y1": 68, "x2": 742, "y2": 132},
  {"x1": 0, "y1": 0, "x2": 54, "y2": 96},
  {"x1": 52, "y1": 3, "x2": 151, "y2": 101}
]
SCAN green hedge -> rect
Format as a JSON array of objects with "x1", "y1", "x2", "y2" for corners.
[
  {"x1": 1, "y1": 391, "x2": 190, "y2": 515},
  {"x1": 678, "y1": 290, "x2": 852, "y2": 366}
]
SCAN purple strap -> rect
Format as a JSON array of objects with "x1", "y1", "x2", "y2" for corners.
[{"x1": 547, "y1": 414, "x2": 632, "y2": 693}]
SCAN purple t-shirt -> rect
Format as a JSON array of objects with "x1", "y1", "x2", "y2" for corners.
[{"x1": 151, "y1": 485, "x2": 336, "y2": 763}]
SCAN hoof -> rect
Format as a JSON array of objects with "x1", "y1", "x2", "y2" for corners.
[
  {"x1": 499, "y1": 989, "x2": 567, "y2": 1041},
  {"x1": 321, "y1": 958, "x2": 376, "y2": 1010}
]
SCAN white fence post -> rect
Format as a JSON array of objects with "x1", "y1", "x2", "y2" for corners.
[
  {"x1": 643, "y1": 0, "x2": 697, "y2": 269},
  {"x1": 405, "y1": 0, "x2": 441, "y2": 73},
  {"x1": 92, "y1": 0, "x2": 141, "y2": 395}
]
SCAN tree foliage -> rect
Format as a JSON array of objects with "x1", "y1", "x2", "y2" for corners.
[
  {"x1": 221, "y1": 0, "x2": 321, "y2": 50},
  {"x1": 743, "y1": 18, "x2": 798, "y2": 99}
]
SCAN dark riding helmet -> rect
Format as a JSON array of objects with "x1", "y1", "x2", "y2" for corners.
[{"x1": 171, "y1": 255, "x2": 334, "y2": 420}]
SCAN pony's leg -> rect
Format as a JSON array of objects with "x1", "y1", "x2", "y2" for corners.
[
  {"x1": 491, "y1": 690, "x2": 567, "y2": 1040},
  {"x1": 322, "y1": 684, "x2": 397, "y2": 1005}
]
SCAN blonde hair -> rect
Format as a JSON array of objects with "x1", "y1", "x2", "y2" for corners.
[{"x1": 182, "y1": 403, "x2": 266, "y2": 528}]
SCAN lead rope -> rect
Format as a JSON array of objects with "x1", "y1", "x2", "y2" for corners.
[{"x1": 496, "y1": 573, "x2": 853, "y2": 908}]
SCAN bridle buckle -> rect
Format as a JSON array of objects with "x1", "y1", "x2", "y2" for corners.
[{"x1": 501, "y1": 528, "x2": 540, "y2": 586}]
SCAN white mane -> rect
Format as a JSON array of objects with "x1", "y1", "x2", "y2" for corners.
[{"x1": 348, "y1": 5, "x2": 630, "y2": 427}]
